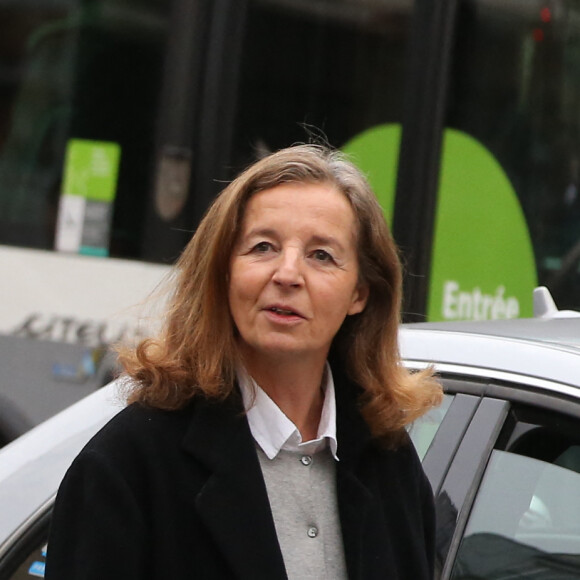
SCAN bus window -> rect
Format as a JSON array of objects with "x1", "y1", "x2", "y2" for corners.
[
  {"x1": 142, "y1": 0, "x2": 416, "y2": 263},
  {"x1": 0, "y1": 0, "x2": 168, "y2": 258},
  {"x1": 440, "y1": 0, "x2": 580, "y2": 315},
  {"x1": 229, "y1": 0, "x2": 414, "y2": 214}
]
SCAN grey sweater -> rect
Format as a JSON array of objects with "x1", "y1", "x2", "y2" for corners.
[{"x1": 257, "y1": 447, "x2": 349, "y2": 580}]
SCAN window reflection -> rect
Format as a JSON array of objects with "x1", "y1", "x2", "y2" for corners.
[
  {"x1": 448, "y1": 0, "x2": 580, "y2": 310},
  {"x1": 409, "y1": 394, "x2": 453, "y2": 460},
  {"x1": 451, "y1": 448, "x2": 580, "y2": 579},
  {"x1": 0, "y1": 1, "x2": 168, "y2": 257},
  {"x1": 231, "y1": 0, "x2": 413, "y2": 169}
]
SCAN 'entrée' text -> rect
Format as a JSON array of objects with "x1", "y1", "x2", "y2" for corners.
[{"x1": 442, "y1": 281, "x2": 520, "y2": 321}]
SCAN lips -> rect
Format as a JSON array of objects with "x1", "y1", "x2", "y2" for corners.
[{"x1": 264, "y1": 304, "x2": 305, "y2": 318}]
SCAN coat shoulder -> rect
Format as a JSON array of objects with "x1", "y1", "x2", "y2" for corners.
[{"x1": 79, "y1": 400, "x2": 196, "y2": 464}]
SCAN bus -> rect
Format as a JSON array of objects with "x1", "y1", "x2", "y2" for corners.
[{"x1": 1, "y1": 0, "x2": 579, "y2": 337}]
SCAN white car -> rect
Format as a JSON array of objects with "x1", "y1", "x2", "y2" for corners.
[{"x1": 1, "y1": 292, "x2": 580, "y2": 579}]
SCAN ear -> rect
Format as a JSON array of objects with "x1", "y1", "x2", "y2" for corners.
[{"x1": 347, "y1": 283, "x2": 369, "y2": 316}]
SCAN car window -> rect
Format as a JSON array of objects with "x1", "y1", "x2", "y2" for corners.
[
  {"x1": 7, "y1": 542, "x2": 47, "y2": 579},
  {"x1": 409, "y1": 394, "x2": 454, "y2": 460},
  {"x1": 450, "y1": 409, "x2": 580, "y2": 579},
  {"x1": 0, "y1": 504, "x2": 50, "y2": 580}
]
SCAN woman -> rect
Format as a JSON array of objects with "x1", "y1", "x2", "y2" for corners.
[{"x1": 46, "y1": 144, "x2": 442, "y2": 580}]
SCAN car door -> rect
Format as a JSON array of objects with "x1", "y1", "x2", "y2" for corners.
[
  {"x1": 416, "y1": 375, "x2": 580, "y2": 580},
  {"x1": 408, "y1": 377, "x2": 508, "y2": 575}
]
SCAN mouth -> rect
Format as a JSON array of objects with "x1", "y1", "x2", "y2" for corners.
[{"x1": 264, "y1": 305, "x2": 304, "y2": 318}]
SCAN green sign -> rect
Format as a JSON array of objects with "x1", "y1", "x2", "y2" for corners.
[
  {"x1": 342, "y1": 124, "x2": 537, "y2": 321},
  {"x1": 427, "y1": 129, "x2": 536, "y2": 320},
  {"x1": 62, "y1": 139, "x2": 121, "y2": 202},
  {"x1": 56, "y1": 139, "x2": 121, "y2": 257},
  {"x1": 342, "y1": 124, "x2": 401, "y2": 227}
]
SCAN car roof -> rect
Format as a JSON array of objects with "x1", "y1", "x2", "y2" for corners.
[
  {"x1": 405, "y1": 317, "x2": 580, "y2": 350},
  {"x1": 400, "y1": 317, "x2": 580, "y2": 392}
]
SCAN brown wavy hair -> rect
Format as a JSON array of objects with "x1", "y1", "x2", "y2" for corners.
[{"x1": 119, "y1": 144, "x2": 442, "y2": 441}]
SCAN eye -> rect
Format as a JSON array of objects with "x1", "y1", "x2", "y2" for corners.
[
  {"x1": 312, "y1": 249, "x2": 334, "y2": 263},
  {"x1": 251, "y1": 241, "x2": 274, "y2": 253}
]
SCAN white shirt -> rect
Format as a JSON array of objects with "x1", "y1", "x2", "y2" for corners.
[{"x1": 237, "y1": 364, "x2": 339, "y2": 461}]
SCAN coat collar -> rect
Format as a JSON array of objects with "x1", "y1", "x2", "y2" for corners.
[{"x1": 181, "y1": 394, "x2": 288, "y2": 579}]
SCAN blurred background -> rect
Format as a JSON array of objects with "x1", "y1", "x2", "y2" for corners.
[{"x1": 1, "y1": 0, "x2": 580, "y2": 443}]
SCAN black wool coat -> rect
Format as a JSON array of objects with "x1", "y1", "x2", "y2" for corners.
[{"x1": 46, "y1": 372, "x2": 436, "y2": 580}]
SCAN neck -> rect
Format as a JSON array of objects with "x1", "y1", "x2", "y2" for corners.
[{"x1": 243, "y1": 354, "x2": 327, "y2": 442}]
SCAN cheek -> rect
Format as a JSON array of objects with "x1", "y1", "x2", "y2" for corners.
[
  {"x1": 232, "y1": 258, "x2": 271, "y2": 291},
  {"x1": 321, "y1": 276, "x2": 360, "y2": 308},
  {"x1": 229, "y1": 266, "x2": 261, "y2": 313}
]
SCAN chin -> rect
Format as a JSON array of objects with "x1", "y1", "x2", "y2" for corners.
[{"x1": 253, "y1": 343, "x2": 325, "y2": 363}]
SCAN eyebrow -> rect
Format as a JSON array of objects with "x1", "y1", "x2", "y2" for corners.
[{"x1": 244, "y1": 229, "x2": 347, "y2": 252}]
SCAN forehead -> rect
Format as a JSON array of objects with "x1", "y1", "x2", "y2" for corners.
[{"x1": 241, "y1": 182, "x2": 357, "y2": 231}]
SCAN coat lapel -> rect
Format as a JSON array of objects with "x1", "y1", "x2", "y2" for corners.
[
  {"x1": 333, "y1": 368, "x2": 376, "y2": 580},
  {"x1": 181, "y1": 395, "x2": 288, "y2": 580}
]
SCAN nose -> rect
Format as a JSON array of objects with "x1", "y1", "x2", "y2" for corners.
[{"x1": 272, "y1": 249, "x2": 303, "y2": 287}]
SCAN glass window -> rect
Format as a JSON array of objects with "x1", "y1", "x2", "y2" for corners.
[
  {"x1": 447, "y1": 0, "x2": 580, "y2": 312},
  {"x1": 149, "y1": 0, "x2": 417, "y2": 262},
  {"x1": 0, "y1": 505, "x2": 50, "y2": 580},
  {"x1": 451, "y1": 410, "x2": 580, "y2": 579},
  {"x1": 0, "y1": 0, "x2": 169, "y2": 257},
  {"x1": 409, "y1": 394, "x2": 454, "y2": 460},
  {"x1": 0, "y1": 0, "x2": 419, "y2": 263},
  {"x1": 7, "y1": 541, "x2": 47, "y2": 580},
  {"x1": 229, "y1": 0, "x2": 414, "y2": 170}
]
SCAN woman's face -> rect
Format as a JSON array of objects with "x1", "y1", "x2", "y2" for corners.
[{"x1": 228, "y1": 182, "x2": 368, "y2": 369}]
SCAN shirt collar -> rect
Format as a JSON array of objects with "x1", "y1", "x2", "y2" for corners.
[{"x1": 238, "y1": 363, "x2": 339, "y2": 461}]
